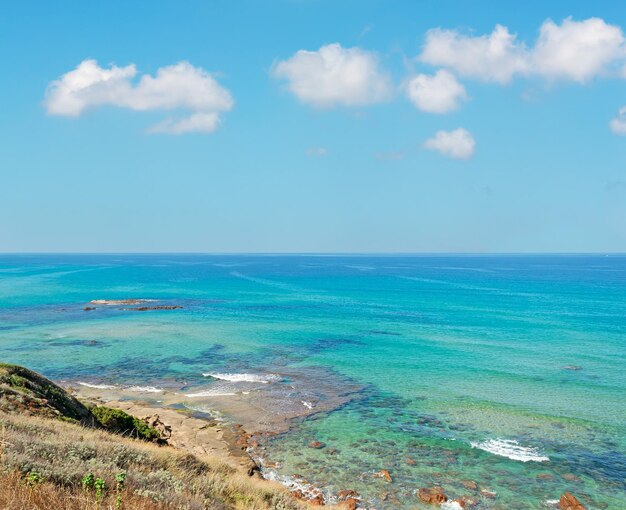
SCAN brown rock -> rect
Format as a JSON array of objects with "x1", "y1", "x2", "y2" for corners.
[
  {"x1": 418, "y1": 487, "x2": 447, "y2": 504},
  {"x1": 308, "y1": 440, "x2": 326, "y2": 449},
  {"x1": 246, "y1": 460, "x2": 260, "y2": 477},
  {"x1": 560, "y1": 492, "x2": 586, "y2": 510},
  {"x1": 374, "y1": 469, "x2": 392, "y2": 482},
  {"x1": 461, "y1": 480, "x2": 478, "y2": 490},
  {"x1": 480, "y1": 490, "x2": 497, "y2": 499},
  {"x1": 83, "y1": 307, "x2": 96, "y2": 311},
  {"x1": 537, "y1": 473, "x2": 555, "y2": 481},
  {"x1": 337, "y1": 490, "x2": 359, "y2": 500},
  {"x1": 343, "y1": 498, "x2": 358, "y2": 510},
  {"x1": 405, "y1": 457, "x2": 417, "y2": 465},
  {"x1": 309, "y1": 494, "x2": 325, "y2": 506},
  {"x1": 142, "y1": 414, "x2": 171, "y2": 442},
  {"x1": 453, "y1": 496, "x2": 479, "y2": 508}
]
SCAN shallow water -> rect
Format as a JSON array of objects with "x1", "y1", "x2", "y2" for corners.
[{"x1": 0, "y1": 254, "x2": 624, "y2": 508}]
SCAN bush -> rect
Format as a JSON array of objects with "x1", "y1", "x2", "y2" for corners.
[{"x1": 91, "y1": 407, "x2": 161, "y2": 442}]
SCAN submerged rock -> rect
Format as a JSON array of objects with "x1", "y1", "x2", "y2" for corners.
[
  {"x1": 123, "y1": 305, "x2": 183, "y2": 311},
  {"x1": 418, "y1": 487, "x2": 447, "y2": 504},
  {"x1": 308, "y1": 440, "x2": 326, "y2": 449},
  {"x1": 453, "y1": 496, "x2": 479, "y2": 508},
  {"x1": 374, "y1": 469, "x2": 392, "y2": 482},
  {"x1": 461, "y1": 480, "x2": 478, "y2": 490},
  {"x1": 560, "y1": 492, "x2": 586, "y2": 510}
]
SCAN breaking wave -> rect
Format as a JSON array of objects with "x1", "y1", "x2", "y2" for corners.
[{"x1": 470, "y1": 438, "x2": 549, "y2": 462}]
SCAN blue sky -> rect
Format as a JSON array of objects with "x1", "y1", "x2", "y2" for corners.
[{"x1": 1, "y1": 0, "x2": 625, "y2": 253}]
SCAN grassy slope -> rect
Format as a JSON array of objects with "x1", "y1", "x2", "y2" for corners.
[{"x1": 0, "y1": 364, "x2": 309, "y2": 510}]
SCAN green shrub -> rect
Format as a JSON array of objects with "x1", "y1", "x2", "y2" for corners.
[{"x1": 91, "y1": 407, "x2": 161, "y2": 442}]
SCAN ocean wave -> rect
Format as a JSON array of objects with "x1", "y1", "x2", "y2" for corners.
[
  {"x1": 127, "y1": 386, "x2": 163, "y2": 393},
  {"x1": 77, "y1": 382, "x2": 116, "y2": 390},
  {"x1": 89, "y1": 299, "x2": 155, "y2": 306},
  {"x1": 471, "y1": 438, "x2": 549, "y2": 462},
  {"x1": 441, "y1": 502, "x2": 464, "y2": 510},
  {"x1": 202, "y1": 372, "x2": 282, "y2": 384},
  {"x1": 186, "y1": 389, "x2": 238, "y2": 397}
]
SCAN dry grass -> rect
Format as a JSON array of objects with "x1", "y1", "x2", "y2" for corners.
[{"x1": 0, "y1": 411, "x2": 309, "y2": 510}]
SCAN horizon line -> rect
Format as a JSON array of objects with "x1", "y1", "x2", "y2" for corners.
[{"x1": 1, "y1": 252, "x2": 625, "y2": 257}]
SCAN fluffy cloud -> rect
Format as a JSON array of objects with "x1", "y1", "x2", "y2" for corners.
[
  {"x1": 532, "y1": 17, "x2": 626, "y2": 82},
  {"x1": 272, "y1": 43, "x2": 391, "y2": 108},
  {"x1": 44, "y1": 60, "x2": 233, "y2": 133},
  {"x1": 610, "y1": 107, "x2": 626, "y2": 135},
  {"x1": 420, "y1": 25, "x2": 528, "y2": 83},
  {"x1": 423, "y1": 128, "x2": 475, "y2": 160},
  {"x1": 406, "y1": 69, "x2": 467, "y2": 113},
  {"x1": 420, "y1": 17, "x2": 626, "y2": 84}
]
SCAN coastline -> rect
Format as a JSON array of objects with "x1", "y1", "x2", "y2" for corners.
[{"x1": 67, "y1": 383, "x2": 338, "y2": 507}]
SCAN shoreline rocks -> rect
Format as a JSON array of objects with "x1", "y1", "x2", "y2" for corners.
[
  {"x1": 560, "y1": 492, "x2": 586, "y2": 510},
  {"x1": 418, "y1": 487, "x2": 447, "y2": 504}
]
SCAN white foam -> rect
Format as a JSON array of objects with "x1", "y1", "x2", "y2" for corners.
[
  {"x1": 186, "y1": 389, "x2": 238, "y2": 397},
  {"x1": 471, "y1": 438, "x2": 549, "y2": 462},
  {"x1": 202, "y1": 372, "x2": 282, "y2": 384},
  {"x1": 301, "y1": 401, "x2": 314, "y2": 409},
  {"x1": 127, "y1": 386, "x2": 163, "y2": 393},
  {"x1": 441, "y1": 502, "x2": 464, "y2": 510},
  {"x1": 77, "y1": 382, "x2": 116, "y2": 390}
]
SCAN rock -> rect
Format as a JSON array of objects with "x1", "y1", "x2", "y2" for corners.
[
  {"x1": 90, "y1": 299, "x2": 150, "y2": 305},
  {"x1": 562, "y1": 474, "x2": 581, "y2": 483},
  {"x1": 405, "y1": 457, "x2": 417, "y2": 465},
  {"x1": 123, "y1": 305, "x2": 183, "y2": 311},
  {"x1": 327, "y1": 447, "x2": 340, "y2": 455},
  {"x1": 461, "y1": 480, "x2": 478, "y2": 490},
  {"x1": 343, "y1": 498, "x2": 358, "y2": 510},
  {"x1": 537, "y1": 473, "x2": 555, "y2": 481},
  {"x1": 291, "y1": 489, "x2": 305, "y2": 500},
  {"x1": 480, "y1": 490, "x2": 497, "y2": 499},
  {"x1": 245, "y1": 460, "x2": 260, "y2": 477},
  {"x1": 374, "y1": 469, "x2": 392, "y2": 482},
  {"x1": 337, "y1": 490, "x2": 359, "y2": 500},
  {"x1": 418, "y1": 487, "x2": 447, "y2": 504},
  {"x1": 560, "y1": 492, "x2": 586, "y2": 510},
  {"x1": 308, "y1": 440, "x2": 326, "y2": 449},
  {"x1": 142, "y1": 414, "x2": 172, "y2": 442},
  {"x1": 83, "y1": 307, "x2": 96, "y2": 311},
  {"x1": 309, "y1": 494, "x2": 325, "y2": 506},
  {"x1": 454, "y1": 496, "x2": 479, "y2": 508}
]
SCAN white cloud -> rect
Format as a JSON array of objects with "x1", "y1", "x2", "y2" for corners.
[
  {"x1": 272, "y1": 43, "x2": 391, "y2": 108},
  {"x1": 532, "y1": 17, "x2": 626, "y2": 82},
  {"x1": 610, "y1": 107, "x2": 626, "y2": 135},
  {"x1": 406, "y1": 69, "x2": 467, "y2": 113},
  {"x1": 420, "y1": 24, "x2": 529, "y2": 83},
  {"x1": 419, "y1": 17, "x2": 626, "y2": 84},
  {"x1": 149, "y1": 112, "x2": 221, "y2": 134},
  {"x1": 44, "y1": 60, "x2": 233, "y2": 134},
  {"x1": 423, "y1": 128, "x2": 475, "y2": 160}
]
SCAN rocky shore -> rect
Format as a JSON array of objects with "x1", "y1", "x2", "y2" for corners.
[{"x1": 69, "y1": 384, "x2": 589, "y2": 510}]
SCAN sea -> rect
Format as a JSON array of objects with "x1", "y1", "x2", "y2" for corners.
[{"x1": 0, "y1": 254, "x2": 624, "y2": 509}]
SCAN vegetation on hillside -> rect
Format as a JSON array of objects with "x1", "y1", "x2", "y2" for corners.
[{"x1": 0, "y1": 364, "x2": 309, "y2": 509}]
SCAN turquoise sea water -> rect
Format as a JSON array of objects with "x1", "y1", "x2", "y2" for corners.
[{"x1": 0, "y1": 254, "x2": 624, "y2": 509}]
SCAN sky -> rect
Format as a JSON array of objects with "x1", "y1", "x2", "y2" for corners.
[{"x1": 1, "y1": 0, "x2": 626, "y2": 253}]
